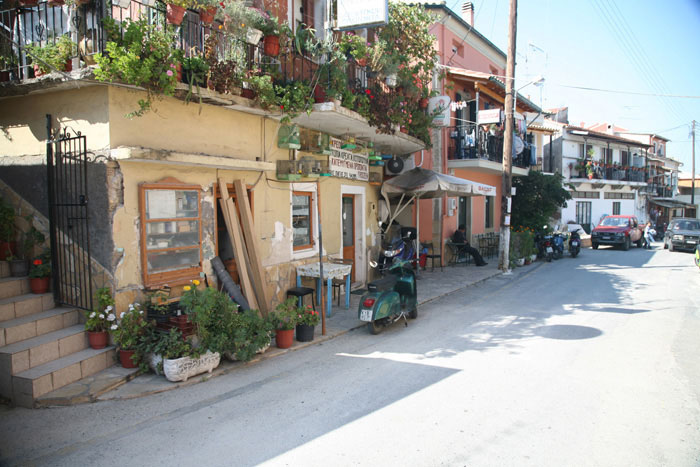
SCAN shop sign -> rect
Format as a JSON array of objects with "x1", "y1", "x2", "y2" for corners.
[
  {"x1": 337, "y1": 0, "x2": 388, "y2": 30},
  {"x1": 329, "y1": 138, "x2": 369, "y2": 181},
  {"x1": 428, "y1": 96, "x2": 451, "y2": 127},
  {"x1": 478, "y1": 109, "x2": 502, "y2": 124}
]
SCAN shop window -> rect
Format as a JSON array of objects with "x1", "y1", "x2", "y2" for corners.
[
  {"x1": 292, "y1": 191, "x2": 314, "y2": 250},
  {"x1": 139, "y1": 178, "x2": 202, "y2": 288},
  {"x1": 613, "y1": 201, "x2": 621, "y2": 215}
]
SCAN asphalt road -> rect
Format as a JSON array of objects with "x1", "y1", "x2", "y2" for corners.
[{"x1": 1, "y1": 242, "x2": 699, "y2": 467}]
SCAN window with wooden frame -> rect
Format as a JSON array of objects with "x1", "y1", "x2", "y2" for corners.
[
  {"x1": 292, "y1": 191, "x2": 314, "y2": 250},
  {"x1": 139, "y1": 178, "x2": 202, "y2": 288}
]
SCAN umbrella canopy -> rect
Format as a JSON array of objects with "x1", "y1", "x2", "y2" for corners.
[{"x1": 381, "y1": 167, "x2": 497, "y2": 199}]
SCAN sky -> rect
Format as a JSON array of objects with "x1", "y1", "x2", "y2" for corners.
[{"x1": 442, "y1": 0, "x2": 700, "y2": 172}]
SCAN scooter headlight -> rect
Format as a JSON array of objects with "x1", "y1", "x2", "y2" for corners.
[{"x1": 384, "y1": 249, "x2": 399, "y2": 258}]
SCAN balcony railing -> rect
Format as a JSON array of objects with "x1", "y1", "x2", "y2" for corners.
[
  {"x1": 571, "y1": 164, "x2": 647, "y2": 183},
  {"x1": 0, "y1": 0, "x2": 375, "y2": 92},
  {"x1": 446, "y1": 124, "x2": 532, "y2": 169}
]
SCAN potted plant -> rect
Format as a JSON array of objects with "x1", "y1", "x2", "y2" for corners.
[
  {"x1": 295, "y1": 304, "x2": 319, "y2": 342},
  {"x1": 181, "y1": 279, "x2": 236, "y2": 355},
  {"x1": 225, "y1": 308, "x2": 274, "y2": 361},
  {"x1": 160, "y1": 328, "x2": 221, "y2": 382},
  {"x1": 110, "y1": 303, "x2": 150, "y2": 368},
  {"x1": 248, "y1": 73, "x2": 276, "y2": 108},
  {"x1": 338, "y1": 33, "x2": 369, "y2": 66},
  {"x1": 180, "y1": 53, "x2": 209, "y2": 103},
  {"x1": 28, "y1": 253, "x2": 51, "y2": 294},
  {"x1": 26, "y1": 35, "x2": 75, "y2": 76},
  {"x1": 85, "y1": 286, "x2": 116, "y2": 349},
  {"x1": 146, "y1": 288, "x2": 175, "y2": 323},
  {"x1": 257, "y1": 15, "x2": 290, "y2": 57},
  {"x1": 195, "y1": 0, "x2": 217, "y2": 24},
  {"x1": 166, "y1": 0, "x2": 191, "y2": 25},
  {"x1": 94, "y1": 18, "x2": 180, "y2": 117},
  {"x1": 269, "y1": 298, "x2": 298, "y2": 348}
]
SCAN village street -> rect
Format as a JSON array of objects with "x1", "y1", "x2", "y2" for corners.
[{"x1": 1, "y1": 244, "x2": 699, "y2": 466}]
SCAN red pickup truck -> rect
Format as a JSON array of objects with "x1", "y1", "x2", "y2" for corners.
[{"x1": 591, "y1": 215, "x2": 644, "y2": 250}]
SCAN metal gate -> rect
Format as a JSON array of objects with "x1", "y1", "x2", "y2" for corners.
[{"x1": 46, "y1": 115, "x2": 93, "y2": 311}]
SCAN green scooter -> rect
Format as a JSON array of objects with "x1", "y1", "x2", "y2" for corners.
[{"x1": 358, "y1": 258, "x2": 417, "y2": 334}]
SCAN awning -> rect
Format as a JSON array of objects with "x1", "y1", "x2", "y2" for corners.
[
  {"x1": 381, "y1": 167, "x2": 497, "y2": 199},
  {"x1": 650, "y1": 198, "x2": 695, "y2": 209}
]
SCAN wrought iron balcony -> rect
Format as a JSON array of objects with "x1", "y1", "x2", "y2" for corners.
[{"x1": 570, "y1": 163, "x2": 647, "y2": 183}]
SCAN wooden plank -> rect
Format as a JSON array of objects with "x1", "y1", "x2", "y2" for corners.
[
  {"x1": 217, "y1": 179, "x2": 258, "y2": 311},
  {"x1": 233, "y1": 179, "x2": 271, "y2": 316}
]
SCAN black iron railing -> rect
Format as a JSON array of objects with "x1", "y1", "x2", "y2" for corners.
[{"x1": 571, "y1": 164, "x2": 647, "y2": 183}]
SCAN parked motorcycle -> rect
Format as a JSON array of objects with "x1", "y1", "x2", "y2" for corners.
[
  {"x1": 695, "y1": 245, "x2": 700, "y2": 270},
  {"x1": 535, "y1": 227, "x2": 554, "y2": 262},
  {"x1": 359, "y1": 258, "x2": 417, "y2": 334},
  {"x1": 552, "y1": 232, "x2": 565, "y2": 260},
  {"x1": 377, "y1": 226, "x2": 416, "y2": 274},
  {"x1": 568, "y1": 229, "x2": 582, "y2": 258}
]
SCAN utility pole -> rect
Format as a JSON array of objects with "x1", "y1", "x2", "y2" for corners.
[
  {"x1": 499, "y1": 0, "x2": 517, "y2": 272},
  {"x1": 692, "y1": 120, "x2": 696, "y2": 207}
]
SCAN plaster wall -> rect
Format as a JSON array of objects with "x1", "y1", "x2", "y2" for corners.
[{"x1": 0, "y1": 85, "x2": 110, "y2": 156}]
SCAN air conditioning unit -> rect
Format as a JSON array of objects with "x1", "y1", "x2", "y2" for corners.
[{"x1": 384, "y1": 156, "x2": 415, "y2": 176}]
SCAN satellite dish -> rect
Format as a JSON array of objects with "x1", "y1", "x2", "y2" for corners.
[
  {"x1": 513, "y1": 135, "x2": 524, "y2": 155},
  {"x1": 378, "y1": 199, "x2": 389, "y2": 223},
  {"x1": 387, "y1": 156, "x2": 404, "y2": 174}
]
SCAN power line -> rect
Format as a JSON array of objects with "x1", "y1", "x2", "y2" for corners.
[{"x1": 554, "y1": 84, "x2": 700, "y2": 99}]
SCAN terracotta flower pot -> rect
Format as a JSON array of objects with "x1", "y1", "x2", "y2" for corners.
[
  {"x1": 275, "y1": 329, "x2": 293, "y2": 349},
  {"x1": 29, "y1": 277, "x2": 50, "y2": 294},
  {"x1": 419, "y1": 98, "x2": 429, "y2": 109},
  {"x1": 19, "y1": 0, "x2": 39, "y2": 6},
  {"x1": 263, "y1": 35, "x2": 280, "y2": 57},
  {"x1": 166, "y1": 3, "x2": 186, "y2": 25},
  {"x1": 199, "y1": 6, "x2": 215, "y2": 24},
  {"x1": 313, "y1": 85, "x2": 326, "y2": 103},
  {"x1": 119, "y1": 349, "x2": 137, "y2": 368},
  {"x1": 88, "y1": 331, "x2": 108, "y2": 349},
  {"x1": 240, "y1": 88, "x2": 256, "y2": 100},
  {"x1": 356, "y1": 57, "x2": 367, "y2": 67}
]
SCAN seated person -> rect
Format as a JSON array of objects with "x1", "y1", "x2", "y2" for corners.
[{"x1": 452, "y1": 225, "x2": 488, "y2": 266}]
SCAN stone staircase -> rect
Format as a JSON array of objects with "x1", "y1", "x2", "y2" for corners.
[{"x1": 0, "y1": 262, "x2": 115, "y2": 408}]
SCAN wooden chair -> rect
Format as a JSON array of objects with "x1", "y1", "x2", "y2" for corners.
[
  {"x1": 328, "y1": 257, "x2": 353, "y2": 306},
  {"x1": 421, "y1": 242, "x2": 442, "y2": 271}
]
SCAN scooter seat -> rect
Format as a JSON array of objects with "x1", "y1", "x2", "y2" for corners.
[{"x1": 367, "y1": 275, "x2": 398, "y2": 292}]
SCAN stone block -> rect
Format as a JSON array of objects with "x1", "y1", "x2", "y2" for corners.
[
  {"x1": 0, "y1": 302, "x2": 15, "y2": 322},
  {"x1": 30, "y1": 341, "x2": 59, "y2": 368},
  {"x1": 15, "y1": 296, "x2": 42, "y2": 318},
  {"x1": 36, "y1": 314, "x2": 63, "y2": 335},
  {"x1": 0, "y1": 280, "x2": 21, "y2": 300},
  {"x1": 13, "y1": 373, "x2": 53, "y2": 407},
  {"x1": 59, "y1": 333, "x2": 87, "y2": 357},
  {"x1": 52, "y1": 362, "x2": 81, "y2": 390},
  {"x1": 11, "y1": 350, "x2": 30, "y2": 374},
  {"x1": 81, "y1": 352, "x2": 108, "y2": 377},
  {"x1": 5, "y1": 322, "x2": 36, "y2": 345},
  {"x1": 63, "y1": 310, "x2": 79, "y2": 327},
  {"x1": 41, "y1": 294, "x2": 55, "y2": 311}
]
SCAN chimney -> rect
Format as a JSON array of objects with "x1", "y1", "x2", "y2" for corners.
[{"x1": 462, "y1": 2, "x2": 474, "y2": 26}]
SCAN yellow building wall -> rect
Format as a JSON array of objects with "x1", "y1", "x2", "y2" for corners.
[{"x1": 0, "y1": 85, "x2": 110, "y2": 156}]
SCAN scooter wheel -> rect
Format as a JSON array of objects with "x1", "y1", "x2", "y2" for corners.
[
  {"x1": 368, "y1": 321, "x2": 382, "y2": 335},
  {"x1": 571, "y1": 250, "x2": 579, "y2": 258},
  {"x1": 546, "y1": 253, "x2": 552, "y2": 262},
  {"x1": 408, "y1": 307, "x2": 418, "y2": 319}
]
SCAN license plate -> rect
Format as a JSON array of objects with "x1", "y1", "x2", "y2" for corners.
[
  {"x1": 546, "y1": 247, "x2": 553, "y2": 253},
  {"x1": 602, "y1": 236, "x2": 611, "y2": 240},
  {"x1": 687, "y1": 240, "x2": 697, "y2": 244},
  {"x1": 571, "y1": 241, "x2": 579, "y2": 246},
  {"x1": 360, "y1": 309, "x2": 373, "y2": 322}
]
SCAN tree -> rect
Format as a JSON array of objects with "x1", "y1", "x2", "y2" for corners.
[{"x1": 511, "y1": 171, "x2": 572, "y2": 231}]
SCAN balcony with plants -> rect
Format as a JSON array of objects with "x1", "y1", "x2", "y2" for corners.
[
  {"x1": 568, "y1": 157, "x2": 647, "y2": 184},
  {"x1": 446, "y1": 123, "x2": 534, "y2": 174},
  {"x1": 0, "y1": 0, "x2": 440, "y2": 153}
]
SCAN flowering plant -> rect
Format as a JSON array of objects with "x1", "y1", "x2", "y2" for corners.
[
  {"x1": 85, "y1": 287, "x2": 115, "y2": 332},
  {"x1": 28, "y1": 257, "x2": 51, "y2": 278},
  {"x1": 269, "y1": 298, "x2": 299, "y2": 330},
  {"x1": 110, "y1": 303, "x2": 150, "y2": 350},
  {"x1": 296, "y1": 305, "x2": 319, "y2": 326}
]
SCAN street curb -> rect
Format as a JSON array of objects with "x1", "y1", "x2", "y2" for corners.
[{"x1": 98, "y1": 265, "x2": 550, "y2": 403}]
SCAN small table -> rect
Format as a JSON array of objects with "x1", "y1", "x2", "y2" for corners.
[{"x1": 296, "y1": 262, "x2": 352, "y2": 316}]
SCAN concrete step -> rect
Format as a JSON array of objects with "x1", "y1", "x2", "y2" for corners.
[
  {"x1": 0, "y1": 275, "x2": 30, "y2": 300},
  {"x1": 0, "y1": 307, "x2": 80, "y2": 347},
  {"x1": 0, "y1": 324, "x2": 87, "y2": 375},
  {"x1": 0, "y1": 292, "x2": 55, "y2": 325},
  {"x1": 12, "y1": 346, "x2": 115, "y2": 408},
  {"x1": 36, "y1": 365, "x2": 139, "y2": 407}
]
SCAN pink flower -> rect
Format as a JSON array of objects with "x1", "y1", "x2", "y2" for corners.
[{"x1": 166, "y1": 70, "x2": 173, "y2": 77}]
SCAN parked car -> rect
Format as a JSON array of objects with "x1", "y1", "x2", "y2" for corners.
[
  {"x1": 591, "y1": 215, "x2": 643, "y2": 250},
  {"x1": 663, "y1": 218, "x2": 700, "y2": 252}
]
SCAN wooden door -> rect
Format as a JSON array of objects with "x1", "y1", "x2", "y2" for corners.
[{"x1": 342, "y1": 194, "x2": 355, "y2": 282}]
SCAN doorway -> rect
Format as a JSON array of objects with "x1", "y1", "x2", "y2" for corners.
[
  {"x1": 342, "y1": 194, "x2": 355, "y2": 282},
  {"x1": 340, "y1": 186, "x2": 366, "y2": 285},
  {"x1": 458, "y1": 196, "x2": 471, "y2": 239}
]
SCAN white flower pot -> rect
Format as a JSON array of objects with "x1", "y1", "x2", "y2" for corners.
[
  {"x1": 112, "y1": 0, "x2": 130, "y2": 8},
  {"x1": 147, "y1": 353, "x2": 163, "y2": 375},
  {"x1": 515, "y1": 258, "x2": 525, "y2": 266},
  {"x1": 530, "y1": 254, "x2": 537, "y2": 262},
  {"x1": 246, "y1": 28, "x2": 263, "y2": 45},
  {"x1": 163, "y1": 351, "x2": 221, "y2": 382}
]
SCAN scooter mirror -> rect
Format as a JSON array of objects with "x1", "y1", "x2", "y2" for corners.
[{"x1": 369, "y1": 260, "x2": 378, "y2": 268}]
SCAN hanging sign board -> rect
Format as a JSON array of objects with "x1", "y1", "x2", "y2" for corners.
[
  {"x1": 337, "y1": 0, "x2": 388, "y2": 30},
  {"x1": 478, "y1": 109, "x2": 502, "y2": 124},
  {"x1": 428, "y1": 96, "x2": 451, "y2": 127},
  {"x1": 329, "y1": 138, "x2": 369, "y2": 181}
]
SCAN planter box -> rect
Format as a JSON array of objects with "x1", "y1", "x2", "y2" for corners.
[
  {"x1": 163, "y1": 351, "x2": 220, "y2": 382},
  {"x1": 224, "y1": 341, "x2": 270, "y2": 361}
]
